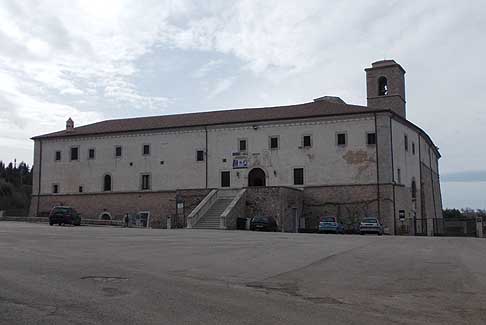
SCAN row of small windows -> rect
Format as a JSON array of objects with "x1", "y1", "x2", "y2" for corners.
[
  {"x1": 237, "y1": 132, "x2": 376, "y2": 152},
  {"x1": 54, "y1": 145, "x2": 151, "y2": 162},
  {"x1": 54, "y1": 132, "x2": 378, "y2": 164}
]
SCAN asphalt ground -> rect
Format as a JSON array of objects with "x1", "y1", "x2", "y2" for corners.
[{"x1": 1, "y1": 222, "x2": 485, "y2": 324}]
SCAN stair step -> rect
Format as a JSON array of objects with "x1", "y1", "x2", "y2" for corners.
[{"x1": 193, "y1": 195, "x2": 238, "y2": 229}]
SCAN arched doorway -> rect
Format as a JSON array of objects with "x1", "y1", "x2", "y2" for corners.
[
  {"x1": 248, "y1": 168, "x2": 266, "y2": 187},
  {"x1": 99, "y1": 212, "x2": 112, "y2": 220}
]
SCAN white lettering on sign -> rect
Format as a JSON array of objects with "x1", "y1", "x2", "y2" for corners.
[{"x1": 233, "y1": 159, "x2": 248, "y2": 169}]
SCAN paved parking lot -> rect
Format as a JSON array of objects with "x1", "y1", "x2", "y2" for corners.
[{"x1": 1, "y1": 222, "x2": 485, "y2": 324}]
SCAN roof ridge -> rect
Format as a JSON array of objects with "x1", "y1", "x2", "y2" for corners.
[{"x1": 32, "y1": 100, "x2": 371, "y2": 139}]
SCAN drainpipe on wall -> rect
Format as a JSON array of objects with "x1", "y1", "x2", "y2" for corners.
[
  {"x1": 36, "y1": 140, "x2": 43, "y2": 217},
  {"x1": 205, "y1": 126, "x2": 208, "y2": 189},
  {"x1": 389, "y1": 117, "x2": 397, "y2": 235},
  {"x1": 374, "y1": 113, "x2": 381, "y2": 221}
]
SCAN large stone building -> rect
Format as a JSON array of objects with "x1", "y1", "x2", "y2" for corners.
[{"x1": 29, "y1": 60, "x2": 443, "y2": 235}]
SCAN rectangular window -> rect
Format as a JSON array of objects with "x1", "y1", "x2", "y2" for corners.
[
  {"x1": 239, "y1": 139, "x2": 247, "y2": 152},
  {"x1": 70, "y1": 147, "x2": 79, "y2": 161},
  {"x1": 78, "y1": 186, "x2": 83, "y2": 193},
  {"x1": 55, "y1": 151, "x2": 61, "y2": 161},
  {"x1": 221, "y1": 171, "x2": 230, "y2": 187},
  {"x1": 115, "y1": 146, "x2": 122, "y2": 158},
  {"x1": 196, "y1": 150, "x2": 204, "y2": 161},
  {"x1": 52, "y1": 184, "x2": 59, "y2": 194},
  {"x1": 412, "y1": 142, "x2": 416, "y2": 155},
  {"x1": 367, "y1": 133, "x2": 376, "y2": 145},
  {"x1": 141, "y1": 174, "x2": 151, "y2": 190},
  {"x1": 303, "y1": 135, "x2": 312, "y2": 148},
  {"x1": 337, "y1": 133, "x2": 347, "y2": 146},
  {"x1": 397, "y1": 168, "x2": 401, "y2": 184},
  {"x1": 143, "y1": 144, "x2": 150, "y2": 156},
  {"x1": 293, "y1": 168, "x2": 304, "y2": 185},
  {"x1": 88, "y1": 148, "x2": 95, "y2": 160},
  {"x1": 269, "y1": 136, "x2": 279, "y2": 149},
  {"x1": 404, "y1": 135, "x2": 409, "y2": 151}
]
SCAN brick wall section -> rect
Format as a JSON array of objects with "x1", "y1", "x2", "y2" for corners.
[
  {"x1": 378, "y1": 184, "x2": 395, "y2": 234},
  {"x1": 302, "y1": 185, "x2": 399, "y2": 233},
  {"x1": 245, "y1": 187, "x2": 303, "y2": 232},
  {"x1": 29, "y1": 189, "x2": 210, "y2": 228},
  {"x1": 393, "y1": 185, "x2": 413, "y2": 235},
  {"x1": 420, "y1": 163, "x2": 443, "y2": 221},
  {"x1": 368, "y1": 96, "x2": 406, "y2": 118},
  {"x1": 174, "y1": 189, "x2": 212, "y2": 228},
  {"x1": 246, "y1": 187, "x2": 280, "y2": 219},
  {"x1": 375, "y1": 112, "x2": 393, "y2": 183},
  {"x1": 279, "y1": 187, "x2": 304, "y2": 232}
]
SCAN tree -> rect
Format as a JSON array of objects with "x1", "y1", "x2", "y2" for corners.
[
  {"x1": 443, "y1": 208, "x2": 462, "y2": 219},
  {"x1": 0, "y1": 160, "x2": 33, "y2": 213}
]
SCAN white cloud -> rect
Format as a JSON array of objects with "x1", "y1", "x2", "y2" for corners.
[
  {"x1": 207, "y1": 77, "x2": 236, "y2": 99},
  {"x1": 60, "y1": 88, "x2": 84, "y2": 96},
  {"x1": 192, "y1": 59, "x2": 224, "y2": 79}
]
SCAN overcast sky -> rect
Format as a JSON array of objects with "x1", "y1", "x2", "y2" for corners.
[{"x1": 0, "y1": 1, "x2": 485, "y2": 208}]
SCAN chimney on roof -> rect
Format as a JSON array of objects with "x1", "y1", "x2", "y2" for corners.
[{"x1": 66, "y1": 118, "x2": 74, "y2": 131}]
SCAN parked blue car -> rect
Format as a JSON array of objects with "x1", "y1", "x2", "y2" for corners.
[{"x1": 318, "y1": 216, "x2": 344, "y2": 234}]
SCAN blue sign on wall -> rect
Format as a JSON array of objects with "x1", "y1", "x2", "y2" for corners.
[{"x1": 233, "y1": 159, "x2": 248, "y2": 169}]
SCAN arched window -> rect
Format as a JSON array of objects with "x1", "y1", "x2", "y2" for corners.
[
  {"x1": 411, "y1": 179, "x2": 417, "y2": 199},
  {"x1": 103, "y1": 174, "x2": 112, "y2": 192},
  {"x1": 378, "y1": 77, "x2": 388, "y2": 96}
]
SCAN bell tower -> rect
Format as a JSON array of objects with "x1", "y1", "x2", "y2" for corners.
[{"x1": 365, "y1": 60, "x2": 406, "y2": 118}]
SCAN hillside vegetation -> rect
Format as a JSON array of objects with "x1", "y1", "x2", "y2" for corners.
[{"x1": 0, "y1": 161, "x2": 33, "y2": 214}]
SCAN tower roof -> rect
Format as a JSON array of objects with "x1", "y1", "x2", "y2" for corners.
[{"x1": 365, "y1": 59, "x2": 406, "y2": 74}]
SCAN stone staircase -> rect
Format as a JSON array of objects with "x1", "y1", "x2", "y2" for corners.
[
  {"x1": 193, "y1": 198, "x2": 234, "y2": 229},
  {"x1": 188, "y1": 189, "x2": 246, "y2": 230}
]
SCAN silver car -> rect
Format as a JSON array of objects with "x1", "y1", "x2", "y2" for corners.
[{"x1": 359, "y1": 217, "x2": 384, "y2": 235}]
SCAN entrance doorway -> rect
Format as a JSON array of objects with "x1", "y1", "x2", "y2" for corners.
[{"x1": 248, "y1": 168, "x2": 266, "y2": 187}]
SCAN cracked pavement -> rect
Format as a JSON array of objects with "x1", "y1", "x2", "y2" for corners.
[{"x1": 1, "y1": 222, "x2": 485, "y2": 324}]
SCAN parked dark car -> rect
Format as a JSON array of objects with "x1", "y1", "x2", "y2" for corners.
[
  {"x1": 359, "y1": 217, "x2": 384, "y2": 235},
  {"x1": 318, "y1": 216, "x2": 345, "y2": 234},
  {"x1": 250, "y1": 216, "x2": 278, "y2": 232},
  {"x1": 49, "y1": 206, "x2": 81, "y2": 226}
]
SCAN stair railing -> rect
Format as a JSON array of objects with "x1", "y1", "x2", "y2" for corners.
[
  {"x1": 220, "y1": 189, "x2": 246, "y2": 229},
  {"x1": 186, "y1": 189, "x2": 217, "y2": 228}
]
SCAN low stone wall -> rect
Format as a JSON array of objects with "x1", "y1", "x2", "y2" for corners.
[
  {"x1": 0, "y1": 216, "x2": 123, "y2": 227},
  {"x1": 29, "y1": 189, "x2": 210, "y2": 229},
  {"x1": 0, "y1": 216, "x2": 48, "y2": 223}
]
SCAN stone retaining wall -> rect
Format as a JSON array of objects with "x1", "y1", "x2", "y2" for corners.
[{"x1": 29, "y1": 189, "x2": 210, "y2": 228}]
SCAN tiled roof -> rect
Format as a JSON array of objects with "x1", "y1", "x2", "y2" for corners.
[{"x1": 32, "y1": 100, "x2": 381, "y2": 139}]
